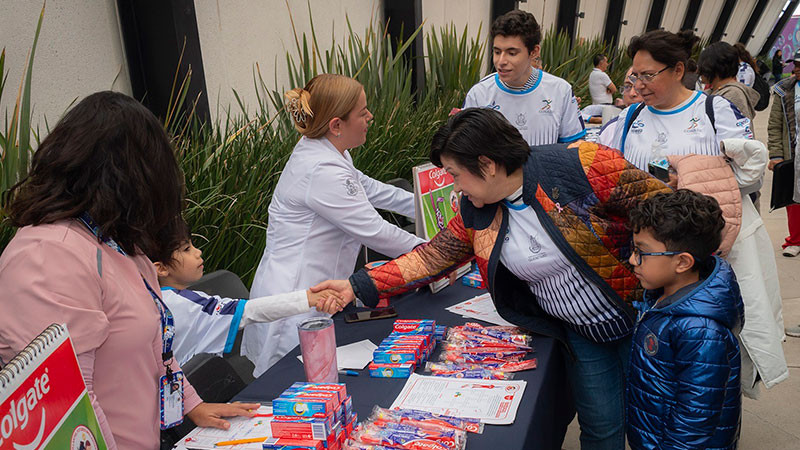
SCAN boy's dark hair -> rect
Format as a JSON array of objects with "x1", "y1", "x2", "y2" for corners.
[
  {"x1": 593, "y1": 54, "x2": 607, "y2": 67},
  {"x1": 4, "y1": 91, "x2": 186, "y2": 263},
  {"x1": 629, "y1": 190, "x2": 725, "y2": 270},
  {"x1": 430, "y1": 108, "x2": 529, "y2": 179},
  {"x1": 490, "y1": 10, "x2": 541, "y2": 53},
  {"x1": 628, "y1": 29, "x2": 699, "y2": 70},
  {"x1": 150, "y1": 217, "x2": 191, "y2": 266},
  {"x1": 697, "y1": 42, "x2": 739, "y2": 82}
]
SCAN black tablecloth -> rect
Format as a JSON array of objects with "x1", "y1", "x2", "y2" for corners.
[{"x1": 234, "y1": 283, "x2": 575, "y2": 450}]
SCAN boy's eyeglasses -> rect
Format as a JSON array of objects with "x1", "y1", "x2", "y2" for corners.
[
  {"x1": 631, "y1": 246, "x2": 682, "y2": 266},
  {"x1": 627, "y1": 66, "x2": 672, "y2": 85}
]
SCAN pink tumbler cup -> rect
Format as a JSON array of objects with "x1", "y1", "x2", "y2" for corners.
[{"x1": 297, "y1": 317, "x2": 338, "y2": 382}]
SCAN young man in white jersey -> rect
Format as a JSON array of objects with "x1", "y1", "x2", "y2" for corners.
[{"x1": 463, "y1": 10, "x2": 585, "y2": 146}]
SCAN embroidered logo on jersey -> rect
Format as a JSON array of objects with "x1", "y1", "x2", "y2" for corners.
[
  {"x1": 644, "y1": 332, "x2": 659, "y2": 356},
  {"x1": 630, "y1": 119, "x2": 645, "y2": 134},
  {"x1": 527, "y1": 234, "x2": 545, "y2": 261},
  {"x1": 656, "y1": 132, "x2": 668, "y2": 145},
  {"x1": 539, "y1": 99, "x2": 553, "y2": 113},
  {"x1": 684, "y1": 116, "x2": 701, "y2": 134},
  {"x1": 344, "y1": 178, "x2": 358, "y2": 196},
  {"x1": 515, "y1": 112, "x2": 527, "y2": 127},
  {"x1": 735, "y1": 119, "x2": 755, "y2": 138},
  {"x1": 487, "y1": 100, "x2": 501, "y2": 111}
]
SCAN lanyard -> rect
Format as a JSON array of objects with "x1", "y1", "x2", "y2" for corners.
[{"x1": 77, "y1": 213, "x2": 177, "y2": 379}]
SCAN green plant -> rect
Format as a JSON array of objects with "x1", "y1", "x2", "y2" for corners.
[{"x1": 1, "y1": 2, "x2": 45, "y2": 250}]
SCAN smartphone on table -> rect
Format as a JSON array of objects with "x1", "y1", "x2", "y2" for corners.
[{"x1": 344, "y1": 307, "x2": 398, "y2": 323}]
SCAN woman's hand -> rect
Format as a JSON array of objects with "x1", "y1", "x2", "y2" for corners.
[
  {"x1": 308, "y1": 289, "x2": 345, "y2": 314},
  {"x1": 186, "y1": 401, "x2": 260, "y2": 429},
  {"x1": 311, "y1": 279, "x2": 355, "y2": 308},
  {"x1": 768, "y1": 158, "x2": 784, "y2": 171}
]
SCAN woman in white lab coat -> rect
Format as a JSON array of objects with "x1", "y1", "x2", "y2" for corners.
[{"x1": 246, "y1": 74, "x2": 425, "y2": 376}]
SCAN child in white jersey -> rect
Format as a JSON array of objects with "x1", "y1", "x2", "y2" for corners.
[
  {"x1": 463, "y1": 10, "x2": 585, "y2": 146},
  {"x1": 152, "y1": 225, "x2": 343, "y2": 365}
]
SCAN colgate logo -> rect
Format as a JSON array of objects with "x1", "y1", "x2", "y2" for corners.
[
  {"x1": 406, "y1": 439, "x2": 448, "y2": 450},
  {"x1": 0, "y1": 371, "x2": 50, "y2": 448},
  {"x1": 394, "y1": 324, "x2": 420, "y2": 332},
  {"x1": 428, "y1": 168, "x2": 448, "y2": 188}
]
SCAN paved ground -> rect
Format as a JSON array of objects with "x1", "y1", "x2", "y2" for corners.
[{"x1": 562, "y1": 101, "x2": 800, "y2": 449}]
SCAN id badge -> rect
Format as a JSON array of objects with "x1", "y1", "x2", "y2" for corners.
[{"x1": 159, "y1": 370, "x2": 184, "y2": 429}]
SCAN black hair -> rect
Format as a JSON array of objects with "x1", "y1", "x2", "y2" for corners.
[
  {"x1": 593, "y1": 54, "x2": 607, "y2": 67},
  {"x1": 628, "y1": 189, "x2": 725, "y2": 270},
  {"x1": 4, "y1": 91, "x2": 186, "y2": 264},
  {"x1": 733, "y1": 42, "x2": 759, "y2": 74},
  {"x1": 697, "y1": 42, "x2": 739, "y2": 82},
  {"x1": 628, "y1": 29, "x2": 700, "y2": 70},
  {"x1": 150, "y1": 217, "x2": 192, "y2": 266},
  {"x1": 430, "y1": 108, "x2": 529, "y2": 179},
  {"x1": 490, "y1": 10, "x2": 541, "y2": 53}
]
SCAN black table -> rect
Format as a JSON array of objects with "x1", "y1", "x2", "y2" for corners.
[{"x1": 234, "y1": 283, "x2": 574, "y2": 450}]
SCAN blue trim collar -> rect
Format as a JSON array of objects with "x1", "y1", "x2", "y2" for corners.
[
  {"x1": 494, "y1": 69, "x2": 542, "y2": 95},
  {"x1": 646, "y1": 91, "x2": 701, "y2": 115}
]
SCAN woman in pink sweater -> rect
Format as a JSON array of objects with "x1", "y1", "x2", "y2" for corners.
[{"x1": 0, "y1": 91, "x2": 258, "y2": 448}]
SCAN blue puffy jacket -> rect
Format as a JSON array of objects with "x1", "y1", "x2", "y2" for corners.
[{"x1": 627, "y1": 256, "x2": 744, "y2": 450}]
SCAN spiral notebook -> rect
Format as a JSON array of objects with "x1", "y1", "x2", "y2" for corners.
[{"x1": 0, "y1": 323, "x2": 107, "y2": 449}]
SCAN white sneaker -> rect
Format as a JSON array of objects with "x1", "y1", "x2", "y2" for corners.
[{"x1": 782, "y1": 246, "x2": 800, "y2": 257}]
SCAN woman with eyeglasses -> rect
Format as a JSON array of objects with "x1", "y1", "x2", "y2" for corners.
[{"x1": 612, "y1": 30, "x2": 788, "y2": 401}]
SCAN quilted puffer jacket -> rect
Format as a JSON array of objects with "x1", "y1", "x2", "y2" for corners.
[
  {"x1": 627, "y1": 256, "x2": 744, "y2": 450},
  {"x1": 350, "y1": 142, "x2": 671, "y2": 345}
]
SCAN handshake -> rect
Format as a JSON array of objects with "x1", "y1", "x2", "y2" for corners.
[{"x1": 305, "y1": 279, "x2": 357, "y2": 315}]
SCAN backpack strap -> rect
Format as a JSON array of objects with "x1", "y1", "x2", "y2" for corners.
[
  {"x1": 620, "y1": 102, "x2": 646, "y2": 154},
  {"x1": 705, "y1": 94, "x2": 717, "y2": 134}
]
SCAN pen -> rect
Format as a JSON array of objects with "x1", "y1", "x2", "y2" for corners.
[
  {"x1": 253, "y1": 413, "x2": 273, "y2": 417},
  {"x1": 215, "y1": 436, "x2": 269, "y2": 446},
  {"x1": 338, "y1": 369, "x2": 359, "y2": 376}
]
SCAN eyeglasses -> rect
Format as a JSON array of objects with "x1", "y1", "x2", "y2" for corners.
[
  {"x1": 631, "y1": 246, "x2": 682, "y2": 266},
  {"x1": 627, "y1": 66, "x2": 671, "y2": 85},
  {"x1": 622, "y1": 83, "x2": 634, "y2": 92}
]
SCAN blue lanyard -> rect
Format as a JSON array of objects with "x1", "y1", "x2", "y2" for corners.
[{"x1": 78, "y1": 213, "x2": 177, "y2": 378}]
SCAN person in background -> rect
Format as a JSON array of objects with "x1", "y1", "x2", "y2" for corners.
[
  {"x1": 598, "y1": 66, "x2": 642, "y2": 147},
  {"x1": 151, "y1": 223, "x2": 343, "y2": 366},
  {"x1": 0, "y1": 91, "x2": 259, "y2": 449},
  {"x1": 589, "y1": 53, "x2": 617, "y2": 105},
  {"x1": 682, "y1": 58, "x2": 703, "y2": 91},
  {"x1": 768, "y1": 48, "x2": 800, "y2": 262},
  {"x1": 317, "y1": 108, "x2": 672, "y2": 450},
  {"x1": 734, "y1": 42, "x2": 758, "y2": 88},
  {"x1": 699, "y1": 42, "x2": 760, "y2": 121},
  {"x1": 626, "y1": 190, "x2": 743, "y2": 450},
  {"x1": 772, "y1": 49, "x2": 785, "y2": 83},
  {"x1": 246, "y1": 74, "x2": 425, "y2": 376},
  {"x1": 463, "y1": 9, "x2": 586, "y2": 145},
  {"x1": 618, "y1": 29, "x2": 787, "y2": 399}
]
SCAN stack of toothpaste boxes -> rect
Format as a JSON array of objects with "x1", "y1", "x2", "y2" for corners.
[
  {"x1": 264, "y1": 382, "x2": 356, "y2": 450},
  {"x1": 368, "y1": 319, "x2": 446, "y2": 378}
]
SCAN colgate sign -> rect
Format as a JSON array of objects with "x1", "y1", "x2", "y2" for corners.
[
  {"x1": 420, "y1": 167, "x2": 454, "y2": 192},
  {"x1": 0, "y1": 339, "x2": 85, "y2": 449}
]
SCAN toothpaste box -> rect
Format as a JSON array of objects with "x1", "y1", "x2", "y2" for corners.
[
  {"x1": 344, "y1": 414, "x2": 357, "y2": 438},
  {"x1": 373, "y1": 347, "x2": 419, "y2": 364},
  {"x1": 368, "y1": 362, "x2": 415, "y2": 378},
  {"x1": 393, "y1": 319, "x2": 435, "y2": 334},
  {"x1": 262, "y1": 437, "x2": 324, "y2": 450},
  {"x1": 289, "y1": 382, "x2": 348, "y2": 402},
  {"x1": 462, "y1": 270, "x2": 485, "y2": 289},
  {"x1": 273, "y1": 392, "x2": 338, "y2": 417},
  {"x1": 434, "y1": 325, "x2": 447, "y2": 341},
  {"x1": 340, "y1": 395, "x2": 353, "y2": 425},
  {"x1": 269, "y1": 414, "x2": 334, "y2": 440}
]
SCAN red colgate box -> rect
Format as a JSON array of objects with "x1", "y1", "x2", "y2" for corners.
[
  {"x1": 393, "y1": 319, "x2": 435, "y2": 334},
  {"x1": 269, "y1": 413, "x2": 335, "y2": 440},
  {"x1": 368, "y1": 362, "x2": 415, "y2": 378},
  {"x1": 373, "y1": 347, "x2": 419, "y2": 364},
  {"x1": 273, "y1": 392, "x2": 339, "y2": 417},
  {"x1": 384, "y1": 333, "x2": 432, "y2": 349},
  {"x1": 341, "y1": 395, "x2": 353, "y2": 425},
  {"x1": 288, "y1": 383, "x2": 348, "y2": 403},
  {"x1": 261, "y1": 437, "x2": 323, "y2": 450},
  {"x1": 344, "y1": 413, "x2": 357, "y2": 438}
]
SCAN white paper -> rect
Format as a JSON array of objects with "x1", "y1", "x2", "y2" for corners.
[
  {"x1": 390, "y1": 374, "x2": 527, "y2": 425},
  {"x1": 174, "y1": 406, "x2": 272, "y2": 449},
  {"x1": 445, "y1": 293, "x2": 515, "y2": 327},
  {"x1": 297, "y1": 339, "x2": 377, "y2": 370}
]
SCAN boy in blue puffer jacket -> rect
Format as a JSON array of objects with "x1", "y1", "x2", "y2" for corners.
[{"x1": 627, "y1": 190, "x2": 744, "y2": 450}]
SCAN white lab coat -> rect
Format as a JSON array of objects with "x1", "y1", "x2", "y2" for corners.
[{"x1": 245, "y1": 136, "x2": 425, "y2": 376}]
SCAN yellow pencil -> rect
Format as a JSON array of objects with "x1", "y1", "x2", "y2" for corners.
[{"x1": 215, "y1": 436, "x2": 269, "y2": 446}]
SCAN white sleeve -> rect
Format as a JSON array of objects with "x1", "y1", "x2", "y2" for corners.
[
  {"x1": 306, "y1": 161, "x2": 425, "y2": 257},
  {"x1": 598, "y1": 116, "x2": 620, "y2": 148},
  {"x1": 608, "y1": 108, "x2": 630, "y2": 150},
  {"x1": 601, "y1": 71, "x2": 613, "y2": 87},
  {"x1": 713, "y1": 96, "x2": 755, "y2": 142},
  {"x1": 557, "y1": 88, "x2": 587, "y2": 142},
  {"x1": 355, "y1": 168, "x2": 416, "y2": 218},
  {"x1": 240, "y1": 290, "x2": 311, "y2": 328},
  {"x1": 463, "y1": 85, "x2": 480, "y2": 108}
]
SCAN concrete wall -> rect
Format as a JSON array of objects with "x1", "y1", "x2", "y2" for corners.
[
  {"x1": 722, "y1": 0, "x2": 757, "y2": 43},
  {"x1": 576, "y1": 0, "x2": 610, "y2": 40},
  {"x1": 520, "y1": 0, "x2": 560, "y2": 33},
  {"x1": 421, "y1": 0, "x2": 491, "y2": 72},
  {"x1": 748, "y1": 0, "x2": 790, "y2": 55},
  {"x1": 619, "y1": 1, "x2": 652, "y2": 44},
  {"x1": 662, "y1": 0, "x2": 691, "y2": 32},
  {"x1": 0, "y1": 0, "x2": 131, "y2": 131},
  {"x1": 694, "y1": 0, "x2": 726, "y2": 39}
]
